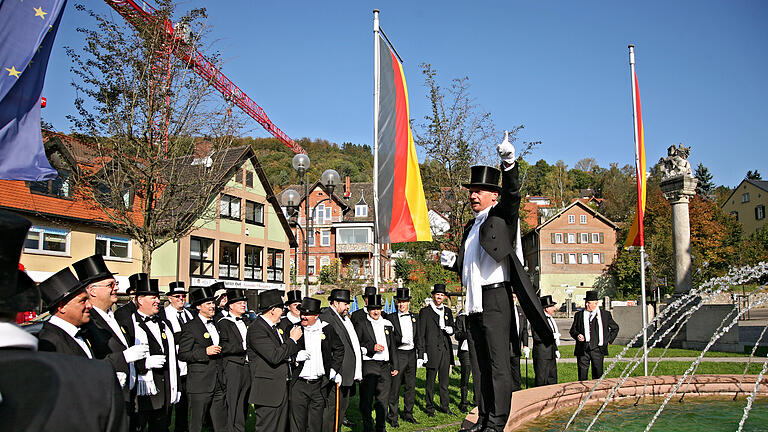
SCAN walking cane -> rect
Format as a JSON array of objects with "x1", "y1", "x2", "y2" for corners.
[
  {"x1": 334, "y1": 382, "x2": 340, "y2": 432},
  {"x1": 525, "y1": 356, "x2": 528, "y2": 389}
]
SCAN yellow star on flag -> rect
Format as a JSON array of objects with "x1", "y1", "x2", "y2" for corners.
[
  {"x1": 5, "y1": 66, "x2": 21, "y2": 78},
  {"x1": 34, "y1": 6, "x2": 48, "y2": 19}
]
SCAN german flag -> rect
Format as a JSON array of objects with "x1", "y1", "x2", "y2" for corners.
[{"x1": 375, "y1": 34, "x2": 432, "y2": 244}]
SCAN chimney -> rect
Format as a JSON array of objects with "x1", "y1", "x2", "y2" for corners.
[{"x1": 344, "y1": 176, "x2": 351, "y2": 199}]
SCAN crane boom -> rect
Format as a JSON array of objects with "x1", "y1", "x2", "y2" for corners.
[{"x1": 105, "y1": 0, "x2": 306, "y2": 154}]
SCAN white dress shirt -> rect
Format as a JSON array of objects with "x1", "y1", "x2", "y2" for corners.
[
  {"x1": 362, "y1": 315, "x2": 390, "y2": 362},
  {"x1": 299, "y1": 321, "x2": 326, "y2": 379},
  {"x1": 462, "y1": 204, "x2": 509, "y2": 314},
  {"x1": 397, "y1": 312, "x2": 415, "y2": 350},
  {"x1": 199, "y1": 314, "x2": 220, "y2": 346},
  {"x1": 137, "y1": 311, "x2": 165, "y2": 352},
  {"x1": 286, "y1": 312, "x2": 301, "y2": 325},
  {"x1": 48, "y1": 315, "x2": 93, "y2": 358},
  {"x1": 547, "y1": 314, "x2": 561, "y2": 346},
  {"x1": 333, "y1": 307, "x2": 363, "y2": 380}
]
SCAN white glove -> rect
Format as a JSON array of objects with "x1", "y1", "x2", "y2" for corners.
[
  {"x1": 497, "y1": 130, "x2": 516, "y2": 165},
  {"x1": 296, "y1": 350, "x2": 311, "y2": 362},
  {"x1": 555, "y1": 351, "x2": 561, "y2": 359},
  {"x1": 523, "y1": 346, "x2": 531, "y2": 359},
  {"x1": 116, "y1": 372, "x2": 127, "y2": 388},
  {"x1": 417, "y1": 359, "x2": 425, "y2": 368},
  {"x1": 334, "y1": 374, "x2": 343, "y2": 385},
  {"x1": 145, "y1": 354, "x2": 166, "y2": 369},
  {"x1": 423, "y1": 353, "x2": 428, "y2": 363},
  {"x1": 440, "y1": 250, "x2": 457, "y2": 267},
  {"x1": 443, "y1": 326, "x2": 454, "y2": 336},
  {"x1": 123, "y1": 344, "x2": 150, "y2": 363}
]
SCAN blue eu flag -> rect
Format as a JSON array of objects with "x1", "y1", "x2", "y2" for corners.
[{"x1": 0, "y1": 0, "x2": 67, "y2": 181}]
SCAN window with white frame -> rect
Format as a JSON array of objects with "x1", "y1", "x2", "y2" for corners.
[
  {"x1": 314, "y1": 204, "x2": 332, "y2": 225},
  {"x1": 337, "y1": 227, "x2": 370, "y2": 244},
  {"x1": 756, "y1": 205, "x2": 766, "y2": 220},
  {"x1": 320, "y1": 256, "x2": 331, "y2": 269},
  {"x1": 95, "y1": 235, "x2": 130, "y2": 259},
  {"x1": 568, "y1": 214, "x2": 576, "y2": 224},
  {"x1": 593, "y1": 253, "x2": 602, "y2": 264},
  {"x1": 742, "y1": 193, "x2": 750, "y2": 203},
  {"x1": 580, "y1": 214, "x2": 588, "y2": 224},
  {"x1": 568, "y1": 253, "x2": 577, "y2": 264},
  {"x1": 581, "y1": 233, "x2": 590, "y2": 243},
  {"x1": 581, "y1": 253, "x2": 590, "y2": 264},
  {"x1": 567, "y1": 233, "x2": 576, "y2": 243},
  {"x1": 355, "y1": 204, "x2": 368, "y2": 217},
  {"x1": 308, "y1": 257, "x2": 316, "y2": 275},
  {"x1": 592, "y1": 233, "x2": 600, "y2": 243},
  {"x1": 320, "y1": 230, "x2": 331, "y2": 246},
  {"x1": 555, "y1": 253, "x2": 564, "y2": 264},
  {"x1": 219, "y1": 194, "x2": 241, "y2": 219},
  {"x1": 267, "y1": 248, "x2": 284, "y2": 282},
  {"x1": 24, "y1": 226, "x2": 69, "y2": 255},
  {"x1": 308, "y1": 232, "x2": 315, "y2": 247},
  {"x1": 555, "y1": 233, "x2": 563, "y2": 243}
]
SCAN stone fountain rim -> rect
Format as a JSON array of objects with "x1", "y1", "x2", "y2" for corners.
[{"x1": 462, "y1": 374, "x2": 768, "y2": 431}]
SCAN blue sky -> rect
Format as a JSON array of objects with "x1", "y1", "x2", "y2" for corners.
[{"x1": 41, "y1": 1, "x2": 767, "y2": 187}]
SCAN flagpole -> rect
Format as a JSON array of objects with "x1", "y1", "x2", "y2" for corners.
[
  {"x1": 373, "y1": 10, "x2": 381, "y2": 290},
  {"x1": 629, "y1": 44, "x2": 648, "y2": 376}
]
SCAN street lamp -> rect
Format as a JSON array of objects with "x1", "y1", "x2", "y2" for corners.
[{"x1": 280, "y1": 154, "x2": 339, "y2": 297}]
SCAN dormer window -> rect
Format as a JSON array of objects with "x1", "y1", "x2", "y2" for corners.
[{"x1": 355, "y1": 195, "x2": 368, "y2": 217}]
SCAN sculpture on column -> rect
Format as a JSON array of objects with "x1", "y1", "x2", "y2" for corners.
[{"x1": 658, "y1": 144, "x2": 693, "y2": 179}]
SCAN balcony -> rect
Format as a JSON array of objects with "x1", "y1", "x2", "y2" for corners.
[{"x1": 336, "y1": 243, "x2": 374, "y2": 253}]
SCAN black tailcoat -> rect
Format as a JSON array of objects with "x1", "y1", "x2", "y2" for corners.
[
  {"x1": 417, "y1": 305, "x2": 455, "y2": 366},
  {"x1": 319, "y1": 308, "x2": 357, "y2": 386},
  {"x1": 510, "y1": 304, "x2": 529, "y2": 357},
  {"x1": 354, "y1": 316, "x2": 399, "y2": 372},
  {"x1": 569, "y1": 309, "x2": 620, "y2": 356},
  {"x1": 385, "y1": 310, "x2": 420, "y2": 352},
  {"x1": 84, "y1": 310, "x2": 133, "y2": 401},
  {"x1": 37, "y1": 321, "x2": 93, "y2": 358},
  {"x1": 178, "y1": 316, "x2": 224, "y2": 393},
  {"x1": 291, "y1": 322, "x2": 345, "y2": 384},
  {"x1": 133, "y1": 314, "x2": 175, "y2": 411},
  {"x1": 246, "y1": 316, "x2": 300, "y2": 406}
]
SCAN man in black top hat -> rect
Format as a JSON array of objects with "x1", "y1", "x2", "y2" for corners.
[
  {"x1": 130, "y1": 273, "x2": 181, "y2": 432},
  {"x1": 354, "y1": 294, "x2": 399, "y2": 432},
  {"x1": 0, "y1": 211, "x2": 128, "y2": 432},
  {"x1": 351, "y1": 285, "x2": 377, "y2": 325},
  {"x1": 289, "y1": 297, "x2": 345, "y2": 432},
  {"x1": 570, "y1": 291, "x2": 619, "y2": 381},
  {"x1": 163, "y1": 281, "x2": 192, "y2": 432},
  {"x1": 179, "y1": 285, "x2": 228, "y2": 432},
  {"x1": 279, "y1": 288, "x2": 303, "y2": 334},
  {"x1": 247, "y1": 289, "x2": 303, "y2": 431},
  {"x1": 441, "y1": 132, "x2": 553, "y2": 431},
  {"x1": 386, "y1": 287, "x2": 420, "y2": 426},
  {"x1": 78, "y1": 254, "x2": 149, "y2": 428},
  {"x1": 37, "y1": 268, "x2": 96, "y2": 358},
  {"x1": 418, "y1": 284, "x2": 455, "y2": 416},
  {"x1": 533, "y1": 296, "x2": 560, "y2": 387},
  {"x1": 217, "y1": 288, "x2": 251, "y2": 432},
  {"x1": 320, "y1": 288, "x2": 364, "y2": 432}
]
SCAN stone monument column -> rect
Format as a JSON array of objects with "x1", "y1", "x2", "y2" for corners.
[{"x1": 658, "y1": 144, "x2": 698, "y2": 296}]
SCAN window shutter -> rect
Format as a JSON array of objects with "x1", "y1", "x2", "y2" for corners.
[
  {"x1": 600, "y1": 232, "x2": 604, "y2": 244},
  {"x1": 563, "y1": 234, "x2": 568, "y2": 244},
  {"x1": 576, "y1": 233, "x2": 581, "y2": 244},
  {"x1": 564, "y1": 253, "x2": 569, "y2": 264},
  {"x1": 577, "y1": 253, "x2": 582, "y2": 264},
  {"x1": 551, "y1": 233, "x2": 556, "y2": 243},
  {"x1": 552, "y1": 253, "x2": 556, "y2": 264},
  {"x1": 756, "y1": 206, "x2": 760, "y2": 220},
  {"x1": 600, "y1": 253, "x2": 604, "y2": 264}
]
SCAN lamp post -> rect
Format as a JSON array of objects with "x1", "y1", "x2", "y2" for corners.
[{"x1": 281, "y1": 154, "x2": 339, "y2": 297}]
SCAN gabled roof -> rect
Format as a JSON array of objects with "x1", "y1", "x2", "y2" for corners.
[
  {"x1": 531, "y1": 200, "x2": 618, "y2": 235},
  {"x1": 722, "y1": 178, "x2": 768, "y2": 209}
]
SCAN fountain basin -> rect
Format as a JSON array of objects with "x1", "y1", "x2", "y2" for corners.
[{"x1": 460, "y1": 375, "x2": 768, "y2": 431}]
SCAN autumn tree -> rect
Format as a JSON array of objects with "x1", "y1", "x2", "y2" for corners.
[{"x1": 65, "y1": 2, "x2": 244, "y2": 271}]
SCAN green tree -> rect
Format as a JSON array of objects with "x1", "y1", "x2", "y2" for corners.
[
  {"x1": 544, "y1": 160, "x2": 574, "y2": 209},
  {"x1": 695, "y1": 163, "x2": 715, "y2": 197},
  {"x1": 747, "y1": 170, "x2": 762, "y2": 180}
]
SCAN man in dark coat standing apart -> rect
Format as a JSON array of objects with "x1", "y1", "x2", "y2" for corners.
[
  {"x1": 569, "y1": 290, "x2": 619, "y2": 381},
  {"x1": 247, "y1": 289, "x2": 303, "y2": 431},
  {"x1": 442, "y1": 131, "x2": 553, "y2": 432},
  {"x1": 417, "y1": 284, "x2": 455, "y2": 417},
  {"x1": 533, "y1": 295, "x2": 560, "y2": 387}
]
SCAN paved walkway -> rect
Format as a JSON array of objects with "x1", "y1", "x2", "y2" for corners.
[{"x1": 555, "y1": 356, "x2": 763, "y2": 364}]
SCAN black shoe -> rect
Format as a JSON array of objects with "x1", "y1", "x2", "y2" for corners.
[
  {"x1": 342, "y1": 418, "x2": 355, "y2": 428},
  {"x1": 438, "y1": 407, "x2": 455, "y2": 416},
  {"x1": 458, "y1": 403, "x2": 469, "y2": 412},
  {"x1": 458, "y1": 422, "x2": 484, "y2": 432},
  {"x1": 386, "y1": 418, "x2": 399, "y2": 428},
  {"x1": 402, "y1": 414, "x2": 418, "y2": 424},
  {"x1": 425, "y1": 409, "x2": 436, "y2": 417}
]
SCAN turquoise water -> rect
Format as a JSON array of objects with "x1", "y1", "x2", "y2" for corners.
[{"x1": 522, "y1": 397, "x2": 768, "y2": 431}]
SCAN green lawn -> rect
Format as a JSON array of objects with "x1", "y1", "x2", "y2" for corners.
[{"x1": 556, "y1": 345, "x2": 751, "y2": 359}]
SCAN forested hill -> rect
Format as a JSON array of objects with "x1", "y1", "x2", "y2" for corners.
[{"x1": 235, "y1": 137, "x2": 374, "y2": 190}]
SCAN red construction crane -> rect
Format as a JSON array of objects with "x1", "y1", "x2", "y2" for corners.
[{"x1": 104, "y1": 0, "x2": 306, "y2": 154}]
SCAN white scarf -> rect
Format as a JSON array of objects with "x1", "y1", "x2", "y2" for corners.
[
  {"x1": 299, "y1": 320, "x2": 328, "y2": 379},
  {"x1": 132, "y1": 314, "x2": 181, "y2": 404},
  {"x1": 583, "y1": 308, "x2": 604, "y2": 346},
  {"x1": 430, "y1": 302, "x2": 446, "y2": 329}
]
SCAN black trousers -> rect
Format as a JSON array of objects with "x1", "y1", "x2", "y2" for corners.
[
  {"x1": 577, "y1": 348, "x2": 605, "y2": 381},
  {"x1": 457, "y1": 349, "x2": 472, "y2": 406},
  {"x1": 510, "y1": 355, "x2": 522, "y2": 392},
  {"x1": 533, "y1": 356, "x2": 558, "y2": 386},
  {"x1": 168, "y1": 376, "x2": 188, "y2": 432},
  {"x1": 290, "y1": 378, "x2": 326, "y2": 432},
  {"x1": 360, "y1": 360, "x2": 392, "y2": 432},
  {"x1": 253, "y1": 381, "x2": 289, "y2": 432},
  {"x1": 322, "y1": 383, "x2": 353, "y2": 432},
  {"x1": 425, "y1": 348, "x2": 450, "y2": 412},
  {"x1": 188, "y1": 380, "x2": 227, "y2": 432},
  {"x1": 468, "y1": 285, "x2": 513, "y2": 429},
  {"x1": 387, "y1": 349, "x2": 416, "y2": 421},
  {"x1": 224, "y1": 362, "x2": 251, "y2": 432},
  {"x1": 136, "y1": 406, "x2": 169, "y2": 432}
]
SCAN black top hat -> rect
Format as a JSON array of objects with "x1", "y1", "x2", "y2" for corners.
[
  {"x1": 585, "y1": 290, "x2": 599, "y2": 302},
  {"x1": 540, "y1": 295, "x2": 557, "y2": 309},
  {"x1": 462, "y1": 165, "x2": 502, "y2": 192},
  {"x1": 0, "y1": 210, "x2": 36, "y2": 301},
  {"x1": 189, "y1": 286, "x2": 215, "y2": 306},
  {"x1": 209, "y1": 282, "x2": 227, "y2": 300},
  {"x1": 363, "y1": 286, "x2": 377, "y2": 297},
  {"x1": 298, "y1": 297, "x2": 321, "y2": 315},
  {"x1": 72, "y1": 254, "x2": 117, "y2": 286},
  {"x1": 328, "y1": 289, "x2": 351, "y2": 303},
  {"x1": 394, "y1": 288, "x2": 411, "y2": 301},
  {"x1": 284, "y1": 289, "x2": 302, "y2": 306},
  {"x1": 226, "y1": 288, "x2": 247, "y2": 305},
  {"x1": 365, "y1": 294, "x2": 383, "y2": 309},
  {"x1": 167, "y1": 281, "x2": 187, "y2": 296},
  {"x1": 259, "y1": 289, "x2": 284, "y2": 312},
  {"x1": 431, "y1": 284, "x2": 447, "y2": 295},
  {"x1": 129, "y1": 273, "x2": 160, "y2": 296},
  {"x1": 39, "y1": 268, "x2": 86, "y2": 313}
]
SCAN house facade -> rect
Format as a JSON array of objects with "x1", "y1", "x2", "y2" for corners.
[
  {"x1": 721, "y1": 179, "x2": 768, "y2": 236},
  {"x1": 522, "y1": 201, "x2": 618, "y2": 305}
]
